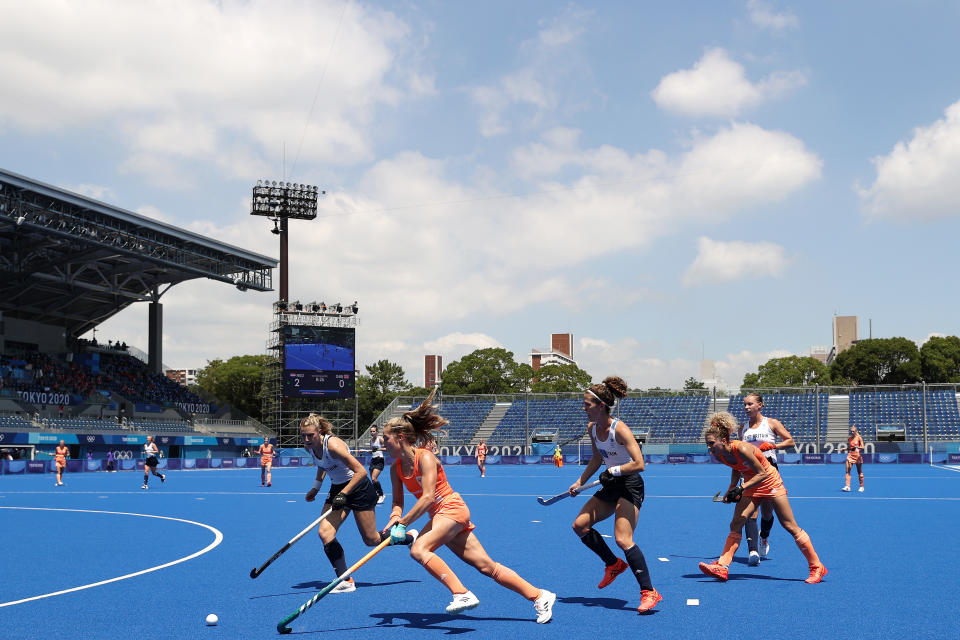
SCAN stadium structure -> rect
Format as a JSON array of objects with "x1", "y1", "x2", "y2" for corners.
[
  {"x1": 0, "y1": 167, "x2": 277, "y2": 464},
  {"x1": 2, "y1": 167, "x2": 958, "y2": 471}
]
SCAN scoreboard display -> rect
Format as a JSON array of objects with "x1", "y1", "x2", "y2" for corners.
[{"x1": 282, "y1": 325, "x2": 355, "y2": 399}]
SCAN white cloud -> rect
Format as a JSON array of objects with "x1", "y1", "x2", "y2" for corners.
[
  {"x1": 651, "y1": 48, "x2": 806, "y2": 117},
  {"x1": 64, "y1": 183, "x2": 118, "y2": 203},
  {"x1": 682, "y1": 237, "x2": 791, "y2": 287},
  {"x1": 469, "y1": 6, "x2": 591, "y2": 137},
  {"x1": 858, "y1": 100, "x2": 960, "y2": 221},
  {"x1": 747, "y1": 0, "x2": 799, "y2": 32},
  {"x1": 0, "y1": 0, "x2": 418, "y2": 179}
]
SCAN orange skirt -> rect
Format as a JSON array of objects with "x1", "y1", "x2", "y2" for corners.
[{"x1": 430, "y1": 492, "x2": 475, "y2": 533}]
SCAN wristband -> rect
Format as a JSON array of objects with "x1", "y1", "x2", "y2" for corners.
[
  {"x1": 312, "y1": 479, "x2": 323, "y2": 491},
  {"x1": 609, "y1": 465, "x2": 622, "y2": 477}
]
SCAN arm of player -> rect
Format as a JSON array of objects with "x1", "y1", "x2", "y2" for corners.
[
  {"x1": 736, "y1": 442, "x2": 769, "y2": 492},
  {"x1": 613, "y1": 421, "x2": 645, "y2": 474},
  {"x1": 769, "y1": 418, "x2": 795, "y2": 450},
  {"x1": 306, "y1": 468, "x2": 326, "y2": 502},
  {"x1": 395, "y1": 451, "x2": 439, "y2": 528}
]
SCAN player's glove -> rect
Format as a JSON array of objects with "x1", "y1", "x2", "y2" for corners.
[
  {"x1": 723, "y1": 485, "x2": 743, "y2": 504},
  {"x1": 331, "y1": 493, "x2": 348, "y2": 510},
  {"x1": 599, "y1": 470, "x2": 616, "y2": 488},
  {"x1": 757, "y1": 442, "x2": 776, "y2": 452},
  {"x1": 389, "y1": 523, "x2": 407, "y2": 545}
]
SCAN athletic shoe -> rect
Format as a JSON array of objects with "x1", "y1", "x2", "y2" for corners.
[
  {"x1": 841, "y1": 486, "x2": 851, "y2": 492},
  {"x1": 598, "y1": 558, "x2": 629, "y2": 589},
  {"x1": 377, "y1": 495, "x2": 385, "y2": 504},
  {"x1": 637, "y1": 588, "x2": 662, "y2": 613},
  {"x1": 858, "y1": 487, "x2": 864, "y2": 493},
  {"x1": 748, "y1": 551, "x2": 760, "y2": 566},
  {"x1": 698, "y1": 561, "x2": 728, "y2": 581},
  {"x1": 446, "y1": 590, "x2": 479, "y2": 614},
  {"x1": 805, "y1": 564, "x2": 828, "y2": 584},
  {"x1": 759, "y1": 537, "x2": 770, "y2": 557},
  {"x1": 331, "y1": 578, "x2": 356, "y2": 593},
  {"x1": 261, "y1": 482, "x2": 265, "y2": 487},
  {"x1": 533, "y1": 589, "x2": 556, "y2": 623},
  {"x1": 141, "y1": 484, "x2": 148, "y2": 490},
  {"x1": 267, "y1": 482, "x2": 271, "y2": 487},
  {"x1": 161, "y1": 475, "x2": 166, "y2": 483}
]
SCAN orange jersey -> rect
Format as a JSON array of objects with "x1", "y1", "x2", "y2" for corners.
[
  {"x1": 258, "y1": 443, "x2": 274, "y2": 465},
  {"x1": 723, "y1": 441, "x2": 786, "y2": 498},
  {"x1": 55, "y1": 446, "x2": 68, "y2": 465},
  {"x1": 476, "y1": 444, "x2": 487, "y2": 460},
  {"x1": 395, "y1": 448, "x2": 474, "y2": 531},
  {"x1": 847, "y1": 435, "x2": 863, "y2": 463}
]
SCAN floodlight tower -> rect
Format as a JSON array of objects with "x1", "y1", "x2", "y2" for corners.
[
  {"x1": 252, "y1": 180, "x2": 324, "y2": 442},
  {"x1": 250, "y1": 180, "x2": 324, "y2": 302}
]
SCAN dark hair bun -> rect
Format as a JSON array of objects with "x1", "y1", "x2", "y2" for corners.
[{"x1": 602, "y1": 376, "x2": 627, "y2": 399}]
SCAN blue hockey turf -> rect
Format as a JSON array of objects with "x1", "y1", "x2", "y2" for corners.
[{"x1": 2, "y1": 462, "x2": 959, "y2": 639}]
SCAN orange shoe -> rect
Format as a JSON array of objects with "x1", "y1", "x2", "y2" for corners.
[
  {"x1": 598, "y1": 558, "x2": 629, "y2": 589},
  {"x1": 698, "y1": 561, "x2": 729, "y2": 581},
  {"x1": 805, "y1": 564, "x2": 828, "y2": 584},
  {"x1": 637, "y1": 588, "x2": 662, "y2": 613}
]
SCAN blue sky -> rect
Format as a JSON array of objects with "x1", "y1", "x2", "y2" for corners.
[{"x1": 3, "y1": 0, "x2": 960, "y2": 389}]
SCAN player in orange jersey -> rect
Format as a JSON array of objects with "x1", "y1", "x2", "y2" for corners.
[
  {"x1": 842, "y1": 425, "x2": 865, "y2": 493},
  {"x1": 381, "y1": 389, "x2": 556, "y2": 623},
  {"x1": 256, "y1": 438, "x2": 275, "y2": 487},
  {"x1": 54, "y1": 439, "x2": 69, "y2": 486},
  {"x1": 700, "y1": 412, "x2": 827, "y2": 584},
  {"x1": 476, "y1": 439, "x2": 487, "y2": 477}
]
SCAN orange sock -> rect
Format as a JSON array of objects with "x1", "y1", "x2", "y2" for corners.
[
  {"x1": 422, "y1": 552, "x2": 466, "y2": 594},
  {"x1": 794, "y1": 530, "x2": 822, "y2": 568},
  {"x1": 718, "y1": 532, "x2": 742, "y2": 566},
  {"x1": 490, "y1": 563, "x2": 540, "y2": 600}
]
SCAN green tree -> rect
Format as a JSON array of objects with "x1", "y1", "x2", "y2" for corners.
[
  {"x1": 356, "y1": 360, "x2": 411, "y2": 428},
  {"x1": 530, "y1": 363, "x2": 593, "y2": 393},
  {"x1": 920, "y1": 335, "x2": 960, "y2": 383},
  {"x1": 830, "y1": 337, "x2": 921, "y2": 385},
  {"x1": 441, "y1": 348, "x2": 533, "y2": 394},
  {"x1": 683, "y1": 376, "x2": 706, "y2": 390},
  {"x1": 741, "y1": 356, "x2": 831, "y2": 388},
  {"x1": 195, "y1": 355, "x2": 269, "y2": 420}
]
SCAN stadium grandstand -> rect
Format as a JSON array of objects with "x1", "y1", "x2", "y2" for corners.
[
  {"x1": 360, "y1": 383, "x2": 960, "y2": 460},
  {"x1": 0, "y1": 167, "x2": 276, "y2": 461}
]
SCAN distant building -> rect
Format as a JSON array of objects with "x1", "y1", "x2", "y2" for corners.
[
  {"x1": 827, "y1": 315, "x2": 858, "y2": 365},
  {"x1": 530, "y1": 333, "x2": 576, "y2": 371},
  {"x1": 165, "y1": 369, "x2": 198, "y2": 386},
  {"x1": 424, "y1": 354, "x2": 442, "y2": 388},
  {"x1": 698, "y1": 358, "x2": 725, "y2": 392},
  {"x1": 810, "y1": 346, "x2": 829, "y2": 363}
]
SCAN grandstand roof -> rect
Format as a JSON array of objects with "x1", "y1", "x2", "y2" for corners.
[{"x1": 0, "y1": 167, "x2": 277, "y2": 337}]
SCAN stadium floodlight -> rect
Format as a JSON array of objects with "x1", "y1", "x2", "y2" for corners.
[
  {"x1": 350, "y1": 301, "x2": 358, "y2": 314},
  {"x1": 335, "y1": 303, "x2": 343, "y2": 314},
  {"x1": 15, "y1": 216, "x2": 26, "y2": 225}
]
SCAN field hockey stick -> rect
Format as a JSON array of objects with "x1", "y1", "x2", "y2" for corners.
[
  {"x1": 277, "y1": 537, "x2": 391, "y2": 634},
  {"x1": 250, "y1": 507, "x2": 333, "y2": 579},
  {"x1": 537, "y1": 479, "x2": 601, "y2": 506}
]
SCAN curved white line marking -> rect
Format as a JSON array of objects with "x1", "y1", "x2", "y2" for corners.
[{"x1": 0, "y1": 507, "x2": 223, "y2": 608}]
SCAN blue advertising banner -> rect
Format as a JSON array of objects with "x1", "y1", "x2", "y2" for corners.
[
  {"x1": 801, "y1": 453, "x2": 824, "y2": 464},
  {"x1": 183, "y1": 436, "x2": 218, "y2": 446},
  {"x1": 196, "y1": 458, "x2": 210, "y2": 469},
  {"x1": 442, "y1": 456, "x2": 462, "y2": 465},
  {"x1": 4, "y1": 460, "x2": 26, "y2": 474},
  {"x1": 167, "y1": 459, "x2": 182, "y2": 470},
  {"x1": 949, "y1": 453, "x2": 960, "y2": 463},
  {"x1": 781, "y1": 453, "x2": 802, "y2": 464},
  {"x1": 287, "y1": 457, "x2": 300, "y2": 467},
  {"x1": 86, "y1": 460, "x2": 102, "y2": 472},
  {"x1": 667, "y1": 454, "x2": 688, "y2": 464},
  {"x1": 828, "y1": 453, "x2": 848, "y2": 464},
  {"x1": 899, "y1": 453, "x2": 922, "y2": 463},
  {"x1": 134, "y1": 403, "x2": 165, "y2": 413},
  {"x1": 876, "y1": 453, "x2": 898, "y2": 463},
  {"x1": 27, "y1": 461, "x2": 45, "y2": 473},
  {"x1": 522, "y1": 455, "x2": 540, "y2": 464},
  {"x1": 646, "y1": 454, "x2": 667, "y2": 464},
  {"x1": 183, "y1": 459, "x2": 196, "y2": 469},
  {"x1": 689, "y1": 454, "x2": 711, "y2": 464},
  {"x1": 29, "y1": 433, "x2": 80, "y2": 445},
  {"x1": 221, "y1": 458, "x2": 234, "y2": 468}
]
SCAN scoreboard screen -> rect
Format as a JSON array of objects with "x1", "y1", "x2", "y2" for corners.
[{"x1": 282, "y1": 325, "x2": 355, "y2": 399}]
